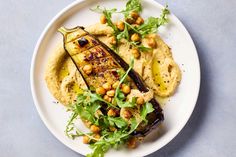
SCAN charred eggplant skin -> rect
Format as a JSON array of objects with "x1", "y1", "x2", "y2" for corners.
[{"x1": 58, "y1": 26, "x2": 164, "y2": 137}]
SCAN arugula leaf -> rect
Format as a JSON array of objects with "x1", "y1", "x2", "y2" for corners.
[
  {"x1": 128, "y1": 117, "x2": 140, "y2": 133},
  {"x1": 129, "y1": 41, "x2": 152, "y2": 52},
  {"x1": 85, "y1": 90, "x2": 118, "y2": 109},
  {"x1": 137, "y1": 5, "x2": 170, "y2": 37},
  {"x1": 88, "y1": 102, "x2": 101, "y2": 115},
  {"x1": 140, "y1": 102, "x2": 154, "y2": 123},
  {"x1": 77, "y1": 105, "x2": 96, "y2": 123},
  {"x1": 103, "y1": 8, "x2": 119, "y2": 33},
  {"x1": 117, "y1": 97, "x2": 136, "y2": 108},
  {"x1": 121, "y1": 0, "x2": 142, "y2": 18},
  {"x1": 137, "y1": 17, "x2": 159, "y2": 35},
  {"x1": 65, "y1": 111, "x2": 79, "y2": 138},
  {"x1": 158, "y1": 5, "x2": 170, "y2": 25},
  {"x1": 136, "y1": 45, "x2": 152, "y2": 52},
  {"x1": 108, "y1": 117, "x2": 127, "y2": 128},
  {"x1": 87, "y1": 142, "x2": 110, "y2": 157},
  {"x1": 76, "y1": 93, "x2": 87, "y2": 104}
]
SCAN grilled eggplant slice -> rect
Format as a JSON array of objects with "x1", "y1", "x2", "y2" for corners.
[{"x1": 58, "y1": 26, "x2": 164, "y2": 137}]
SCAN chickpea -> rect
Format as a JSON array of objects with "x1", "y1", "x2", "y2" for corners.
[
  {"x1": 96, "y1": 87, "x2": 106, "y2": 95},
  {"x1": 116, "y1": 21, "x2": 125, "y2": 31},
  {"x1": 112, "y1": 81, "x2": 120, "y2": 89},
  {"x1": 127, "y1": 137, "x2": 137, "y2": 149},
  {"x1": 90, "y1": 125, "x2": 100, "y2": 133},
  {"x1": 131, "y1": 48, "x2": 140, "y2": 59},
  {"x1": 100, "y1": 14, "x2": 107, "y2": 24},
  {"x1": 91, "y1": 134, "x2": 101, "y2": 142},
  {"x1": 109, "y1": 126, "x2": 117, "y2": 132},
  {"x1": 109, "y1": 36, "x2": 117, "y2": 45},
  {"x1": 121, "y1": 84, "x2": 131, "y2": 94},
  {"x1": 102, "y1": 82, "x2": 112, "y2": 91},
  {"x1": 126, "y1": 17, "x2": 135, "y2": 24},
  {"x1": 131, "y1": 33, "x2": 141, "y2": 42},
  {"x1": 123, "y1": 110, "x2": 132, "y2": 119},
  {"x1": 106, "y1": 89, "x2": 115, "y2": 97},
  {"x1": 84, "y1": 120, "x2": 92, "y2": 128},
  {"x1": 83, "y1": 135, "x2": 90, "y2": 144},
  {"x1": 135, "y1": 17, "x2": 144, "y2": 25},
  {"x1": 93, "y1": 134, "x2": 101, "y2": 140},
  {"x1": 130, "y1": 11, "x2": 139, "y2": 20},
  {"x1": 83, "y1": 64, "x2": 93, "y2": 75},
  {"x1": 107, "y1": 108, "x2": 116, "y2": 117},
  {"x1": 136, "y1": 97, "x2": 145, "y2": 105},
  {"x1": 131, "y1": 24, "x2": 139, "y2": 28},
  {"x1": 147, "y1": 38, "x2": 156, "y2": 48},
  {"x1": 103, "y1": 95, "x2": 112, "y2": 103}
]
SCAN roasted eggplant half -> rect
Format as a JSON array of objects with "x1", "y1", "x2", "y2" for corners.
[{"x1": 58, "y1": 26, "x2": 164, "y2": 137}]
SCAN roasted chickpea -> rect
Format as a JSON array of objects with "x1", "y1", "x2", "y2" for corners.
[
  {"x1": 93, "y1": 134, "x2": 101, "y2": 140},
  {"x1": 103, "y1": 95, "x2": 112, "y2": 103},
  {"x1": 112, "y1": 81, "x2": 120, "y2": 89},
  {"x1": 107, "y1": 109, "x2": 116, "y2": 117},
  {"x1": 123, "y1": 110, "x2": 132, "y2": 119},
  {"x1": 131, "y1": 24, "x2": 139, "y2": 28},
  {"x1": 121, "y1": 84, "x2": 131, "y2": 94},
  {"x1": 84, "y1": 120, "x2": 92, "y2": 128},
  {"x1": 96, "y1": 87, "x2": 106, "y2": 95},
  {"x1": 130, "y1": 11, "x2": 139, "y2": 20},
  {"x1": 131, "y1": 48, "x2": 140, "y2": 59},
  {"x1": 126, "y1": 17, "x2": 135, "y2": 24},
  {"x1": 100, "y1": 14, "x2": 107, "y2": 24},
  {"x1": 109, "y1": 36, "x2": 117, "y2": 45},
  {"x1": 83, "y1": 64, "x2": 93, "y2": 75},
  {"x1": 147, "y1": 38, "x2": 156, "y2": 48},
  {"x1": 116, "y1": 21, "x2": 125, "y2": 31},
  {"x1": 83, "y1": 135, "x2": 90, "y2": 144},
  {"x1": 131, "y1": 33, "x2": 141, "y2": 42},
  {"x1": 90, "y1": 125, "x2": 100, "y2": 133},
  {"x1": 127, "y1": 137, "x2": 137, "y2": 149},
  {"x1": 103, "y1": 82, "x2": 112, "y2": 91},
  {"x1": 106, "y1": 89, "x2": 115, "y2": 97},
  {"x1": 135, "y1": 17, "x2": 144, "y2": 25},
  {"x1": 109, "y1": 126, "x2": 117, "y2": 132},
  {"x1": 136, "y1": 97, "x2": 145, "y2": 105}
]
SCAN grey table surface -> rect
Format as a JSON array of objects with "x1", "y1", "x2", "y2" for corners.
[{"x1": 1, "y1": 0, "x2": 236, "y2": 157}]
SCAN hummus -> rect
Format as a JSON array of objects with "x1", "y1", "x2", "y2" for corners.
[{"x1": 45, "y1": 23, "x2": 181, "y2": 105}]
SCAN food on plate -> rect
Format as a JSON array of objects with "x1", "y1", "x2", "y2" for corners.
[
  {"x1": 58, "y1": 26, "x2": 164, "y2": 137},
  {"x1": 44, "y1": 0, "x2": 181, "y2": 156}
]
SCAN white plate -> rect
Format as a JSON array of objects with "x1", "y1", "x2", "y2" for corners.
[{"x1": 30, "y1": 0, "x2": 200, "y2": 156}]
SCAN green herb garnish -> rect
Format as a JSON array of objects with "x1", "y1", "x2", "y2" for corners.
[
  {"x1": 65, "y1": 59, "x2": 143, "y2": 157},
  {"x1": 137, "y1": 6, "x2": 170, "y2": 37},
  {"x1": 91, "y1": 2, "x2": 169, "y2": 53},
  {"x1": 140, "y1": 102, "x2": 155, "y2": 123},
  {"x1": 120, "y1": 0, "x2": 142, "y2": 18}
]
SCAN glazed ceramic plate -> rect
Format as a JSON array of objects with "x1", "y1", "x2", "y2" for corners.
[{"x1": 30, "y1": 0, "x2": 200, "y2": 156}]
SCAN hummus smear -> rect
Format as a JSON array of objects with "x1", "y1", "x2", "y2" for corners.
[{"x1": 45, "y1": 23, "x2": 181, "y2": 105}]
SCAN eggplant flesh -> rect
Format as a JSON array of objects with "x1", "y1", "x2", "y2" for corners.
[{"x1": 58, "y1": 26, "x2": 164, "y2": 137}]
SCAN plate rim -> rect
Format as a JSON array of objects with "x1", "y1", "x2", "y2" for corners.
[{"x1": 30, "y1": 0, "x2": 201, "y2": 156}]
